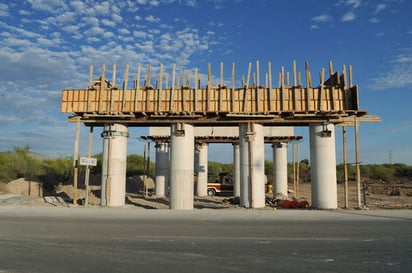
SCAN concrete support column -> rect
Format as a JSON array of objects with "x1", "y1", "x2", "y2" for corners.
[
  {"x1": 272, "y1": 142, "x2": 288, "y2": 197},
  {"x1": 232, "y1": 142, "x2": 240, "y2": 197},
  {"x1": 155, "y1": 142, "x2": 169, "y2": 197},
  {"x1": 170, "y1": 123, "x2": 194, "y2": 210},
  {"x1": 101, "y1": 123, "x2": 129, "y2": 207},
  {"x1": 239, "y1": 123, "x2": 265, "y2": 208},
  {"x1": 195, "y1": 143, "x2": 208, "y2": 197},
  {"x1": 309, "y1": 123, "x2": 337, "y2": 209}
]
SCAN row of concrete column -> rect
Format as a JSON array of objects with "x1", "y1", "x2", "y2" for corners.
[{"x1": 99, "y1": 123, "x2": 337, "y2": 210}]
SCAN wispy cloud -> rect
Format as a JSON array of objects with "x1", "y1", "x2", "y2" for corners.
[
  {"x1": 312, "y1": 14, "x2": 333, "y2": 23},
  {"x1": 370, "y1": 48, "x2": 412, "y2": 90},
  {"x1": 341, "y1": 12, "x2": 356, "y2": 22},
  {"x1": 373, "y1": 3, "x2": 386, "y2": 15},
  {"x1": 337, "y1": 0, "x2": 362, "y2": 9}
]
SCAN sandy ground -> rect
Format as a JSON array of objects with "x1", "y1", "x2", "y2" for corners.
[{"x1": 1, "y1": 178, "x2": 411, "y2": 209}]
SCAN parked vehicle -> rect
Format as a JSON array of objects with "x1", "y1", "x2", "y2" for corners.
[{"x1": 207, "y1": 173, "x2": 233, "y2": 196}]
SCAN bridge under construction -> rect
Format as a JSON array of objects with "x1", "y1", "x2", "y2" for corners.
[{"x1": 61, "y1": 60, "x2": 380, "y2": 209}]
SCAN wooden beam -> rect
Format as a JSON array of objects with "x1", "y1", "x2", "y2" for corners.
[
  {"x1": 170, "y1": 64, "x2": 176, "y2": 112},
  {"x1": 98, "y1": 64, "x2": 105, "y2": 113},
  {"x1": 158, "y1": 64, "x2": 163, "y2": 112},
  {"x1": 122, "y1": 64, "x2": 129, "y2": 111},
  {"x1": 134, "y1": 64, "x2": 141, "y2": 111}
]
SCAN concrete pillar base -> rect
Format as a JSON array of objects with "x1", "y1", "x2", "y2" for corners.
[
  {"x1": 101, "y1": 123, "x2": 129, "y2": 207},
  {"x1": 310, "y1": 123, "x2": 338, "y2": 209},
  {"x1": 239, "y1": 123, "x2": 265, "y2": 208},
  {"x1": 272, "y1": 142, "x2": 288, "y2": 198},
  {"x1": 170, "y1": 123, "x2": 194, "y2": 210}
]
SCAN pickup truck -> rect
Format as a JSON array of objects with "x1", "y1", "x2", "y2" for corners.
[{"x1": 207, "y1": 173, "x2": 233, "y2": 196}]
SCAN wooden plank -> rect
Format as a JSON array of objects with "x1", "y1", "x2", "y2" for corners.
[
  {"x1": 98, "y1": 64, "x2": 105, "y2": 113},
  {"x1": 134, "y1": 64, "x2": 141, "y2": 111},
  {"x1": 293, "y1": 60, "x2": 297, "y2": 86},
  {"x1": 194, "y1": 68, "x2": 198, "y2": 112},
  {"x1": 158, "y1": 64, "x2": 163, "y2": 112},
  {"x1": 256, "y1": 61, "x2": 260, "y2": 112},
  {"x1": 219, "y1": 62, "x2": 223, "y2": 112},
  {"x1": 87, "y1": 65, "x2": 93, "y2": 111},
  {"x1": 231, "y1": 63, "x2": 235, "y2": 112},
  {"x1": 280, "y1": 66, "x2": 285, "y2": 112},
  {"x1": 268, "y1": 62, "x2": 272, "y2": 112},
  {"x1": 206, "y1": 63, "x2": 211, "y2": 112},
  {"x1": 170, "y1": 64, "x2": 176, "y2": 112},
  {"x1": 305, "y1": 62, "x2": 310, "y2": 112},
  {"x1": 319, "y1": 68, "x2": 325, "y2": 111},
  {"x1": 122, "y1": 65, "x2": 129, "y2": 112}
]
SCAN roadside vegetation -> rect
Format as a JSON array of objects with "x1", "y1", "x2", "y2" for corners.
[{"x1": 0, "y1": 146, "x2": 411, "y2": 193}]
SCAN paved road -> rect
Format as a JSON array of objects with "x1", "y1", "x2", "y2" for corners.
[{"x1": 0, "y1": 207, "x2": 411, "y2": 273}]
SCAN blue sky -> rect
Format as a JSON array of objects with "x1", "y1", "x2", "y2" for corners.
[{"x1": 0, "y1": 0, "x2": 411, "y2": 165}]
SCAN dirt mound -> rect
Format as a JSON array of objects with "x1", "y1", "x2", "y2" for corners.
[{"x1": 4, "y1": 178, "x2": 43, "y2": 197}]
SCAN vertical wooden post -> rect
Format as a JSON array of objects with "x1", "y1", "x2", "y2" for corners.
[
  {"x1": 122, "y1": 65, "x2": 129, "y2": 111},
  {"x1": 292, "y1": 141, "x2": 296, "y2": 198},
  {"x1": 87, "y1": 65, "x2": 93, "y2": 112},
  {"x1": 231, "y1": 63, "x2": 235, "y2": 112},
  {"x1": 280, "y1": 66, "x2": 285, "y2": 112},
  {"x1": 256, "y1": 61, "x2": 260, "y2": 112},
  {"x1": 207, "y1": 63, "x2": 211, "y2": 112},
  {"x1": 134, "y1": 64, "x2": 141, "y2": 111},
  {"x1": 111, "y1": 64, "x2": 116, "y2": 112},
  {"x1": 170, "y1": 64, "x2": 176, "y2": 112},
  {"x1": 328, "y1": 61, "x2": 334, "y2": 85},
  {"x1": 219, "y1": 62, "x2": 223, "y2": 112},
  {"x1": 84, "y1": 126, "x2": 94, "y2": 206},
  {"x1": 98, "y1": 64, "x2": 105, "y2": 113},
  {"x1": 146, "y1": 65, "x2": 151, "y2": 112},
  {"x1": 268, "y1": 62, "x2": 272, "y2": 112},
  {"x1": 355, "y1": 117, "x2": 362, "y2": 208},
  {"x1": 72, "y1": 118, "x2": 80, "y2": 206},
  {"x1": 342, "y1": 126, "x2": 349, "y2": 208},
  {"x1": 305, "y1": 61, "x2": 311, "y2": 112},
  {"x1": 319, "y1": 68, "x2": 325, "y2": 112},
  {"x1": 194, "y1": 68, "x2": 198, "y2": 112},
  {"x1": 342, "y1": 65, "x2": 347, "y2": 110},
  {"x1": 158, "y1": 64, "x2": 163, "y2": 112},
  {"x1": 293, "y1": 60, "x2": 297, "y2": 86},
  {"x1": 147, "y1": 64, "x2": 152, "y2": 87}
]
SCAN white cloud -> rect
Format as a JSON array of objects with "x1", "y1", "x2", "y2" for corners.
[
  {"x1": 37, "y1": 37, "x2": 59, "y2": 46},
  {"x1": 310, "y1": 24, "x2": 319, "y2": 29},
  {"x1": 19, "y1": 10, "x2": 32, "y2": 16},
  {"x1": 312, "y1": 14, "x2": 332, "y2": 23},
  {"x1": 369, "y1": 17, "x2": 379, "y2": 23},
  {"x1": 0, "y1": 3, "x2": 10, "y2": 17},
  {"x1": 27, "y1": 0, "x2": 68, "y2": 13},
  {"x1": 112, "y1": 13, "x2": 123, "y2": 23},
  {"x1": 145, "y1": 15, "x2": 160, "y2": 23},
  {"x1": 85, "y1": 26, "x2": 105, "y2": 36},
  {"x1": 92, "y1": 1, "x2": 110, "y2": 16},
  {"x1": 373, "y1": 3, "x2": 386, "y2": 15},
  {"x1": 70, "y1": 1, "x2": 85, "y2": 13},
  {"x1": 133, "y1": 30, "x2": 148, "y2": 38},
  {"x1": 82, "y1": 16, "x2": 100, "y2": 27},
  {"x1": 341, "y1": 12, "x2": 356, "y2": 22},
  {"x1": 136, "y1": 40, "x2": 154, "y2": 53},
  {"x1": 101, "y1": 19, "x2": 116, "y2": 28},
  {"x1": 337, "y1": 0, "x2": 361, "y2": 9},
  {"x1": 56, "y1": 11, "x2": 76, "y2": 24},
  {"x1": 118, "y1": 28, "x2": 131, "y2": 35},
  {"x1": 370, "y1": 48, "x2": 412, "y2": 90}
]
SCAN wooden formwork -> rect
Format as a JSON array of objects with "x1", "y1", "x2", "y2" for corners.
[{"x1": 61, "y1": 61, "x2": 365, "y2": 125}]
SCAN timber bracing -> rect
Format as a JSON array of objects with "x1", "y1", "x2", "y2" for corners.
[{"x1": 61, "y1": 61, "x2": 368, "y2": 126}]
